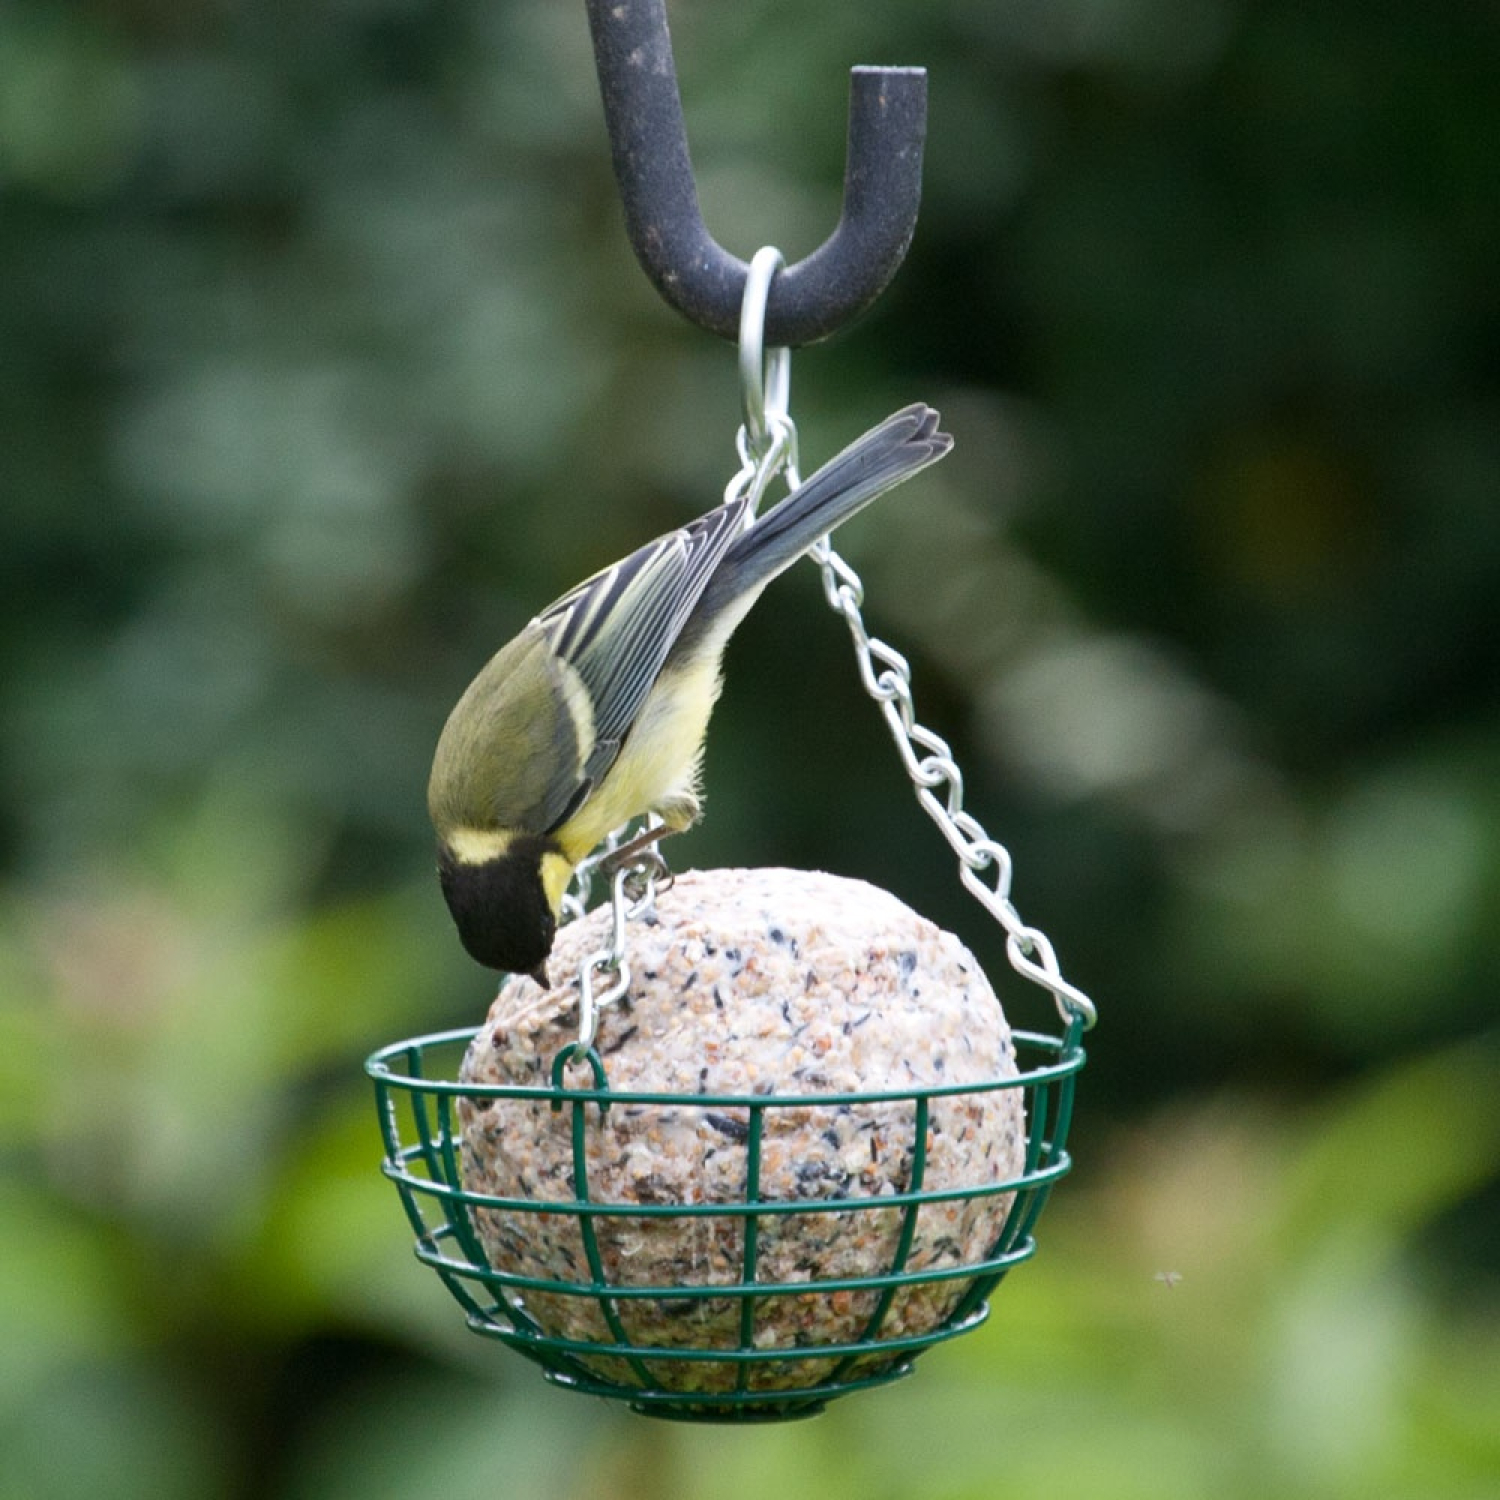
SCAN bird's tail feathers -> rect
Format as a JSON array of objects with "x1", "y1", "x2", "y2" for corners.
[{"x1": 704, "y1": 403, "x2": 951, "y2": 612}]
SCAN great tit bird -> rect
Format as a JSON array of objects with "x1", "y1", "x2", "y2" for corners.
[{"x1": 428, "y1": 402, "x2": 952, "y2": 981}]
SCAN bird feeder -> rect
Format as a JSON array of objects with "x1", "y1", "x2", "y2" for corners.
[
  {"x1": 368, "y1": 865, "x2": 1087, "y2": 1420},
  {"x1": 367, "y1": 1, "x2": 1096, "y2": 1422}
]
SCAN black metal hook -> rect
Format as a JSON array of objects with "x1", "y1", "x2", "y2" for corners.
[{"x1": 583, "y1": 0, "x2": 927, "y2": 347}]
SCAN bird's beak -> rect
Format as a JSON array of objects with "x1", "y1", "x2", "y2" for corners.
[{"x1": 527, "y1": 963, "x2": 550, "y2": 989}]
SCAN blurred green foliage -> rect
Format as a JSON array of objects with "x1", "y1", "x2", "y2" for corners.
[{"x1": 1, "y1": 1, "x2": 1497, "y2": 1496}]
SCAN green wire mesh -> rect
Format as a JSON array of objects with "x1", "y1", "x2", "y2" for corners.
[{"x1": 367, "y1": 1017, "x2": 1085, "y2": 1422}]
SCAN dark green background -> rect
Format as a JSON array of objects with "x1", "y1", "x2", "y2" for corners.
[{"x1": 2, "y1": 2, "x2": 1496, "y2": 1496}]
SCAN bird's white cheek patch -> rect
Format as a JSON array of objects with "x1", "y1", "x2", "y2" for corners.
[{"x1": 447, "y1": 827, "x2": 517, "y2": 865}]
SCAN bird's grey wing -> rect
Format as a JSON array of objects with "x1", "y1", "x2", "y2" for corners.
[{"x1": 535, "y1": 495, "x2": 751, "y2": 790}]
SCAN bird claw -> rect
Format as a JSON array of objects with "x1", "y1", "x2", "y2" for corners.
[{"x1": 598, "y1": 826, "x2": 676, "y2": 888}]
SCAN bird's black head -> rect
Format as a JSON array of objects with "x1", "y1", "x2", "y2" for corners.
[{"x1": 436, "y1": 835, "x2": 559, "y2": 983}]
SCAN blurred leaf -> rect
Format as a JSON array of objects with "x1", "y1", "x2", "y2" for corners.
[
  {"x1": 0, "y1": 1358, "x2": 231, "y2": 1500},
  {"x1": 0, "y1": 1184, "x2": 139, "y2": 1397},
  {"x1": 1279, "y1": 1038, "x2": 1500, "y2": 1259}
]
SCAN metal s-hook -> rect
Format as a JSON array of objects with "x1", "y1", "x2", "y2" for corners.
[{"x1": 583, "y1": 0, "x2": 927, "y2": 347}]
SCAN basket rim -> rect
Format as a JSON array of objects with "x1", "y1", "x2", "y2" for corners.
[{"x1": 366, "y1": 1023, "x2": 1085, "y2": 1110}]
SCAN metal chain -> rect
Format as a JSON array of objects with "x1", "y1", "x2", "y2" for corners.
[
  {"x1": 744, "y1": 246, "x2": 1093, "y2": 1026},
  {"x1": 566, "y1": 827, "x2": 668, "y2": 1053},
  {"x1": 808, "y1": 534, "x2": 1097, "y2": 1029}
]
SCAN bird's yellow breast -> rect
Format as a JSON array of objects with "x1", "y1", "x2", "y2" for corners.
[{"x1": 553, "y1": 651, "x2": 724, "y2": 861}]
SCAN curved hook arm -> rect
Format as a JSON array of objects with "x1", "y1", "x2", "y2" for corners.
[{"x1": 584, "y1": 0, "x2": 926, "y2": 347}]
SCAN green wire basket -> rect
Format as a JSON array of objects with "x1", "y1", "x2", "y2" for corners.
[{"x1": 367, "y1": 1015, "x2": 1085, "y2": 1422}]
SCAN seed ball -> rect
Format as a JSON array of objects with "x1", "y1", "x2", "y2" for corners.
[{"x1": 457, "y1": 867, "x2": 1026, "y2": 1396}]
